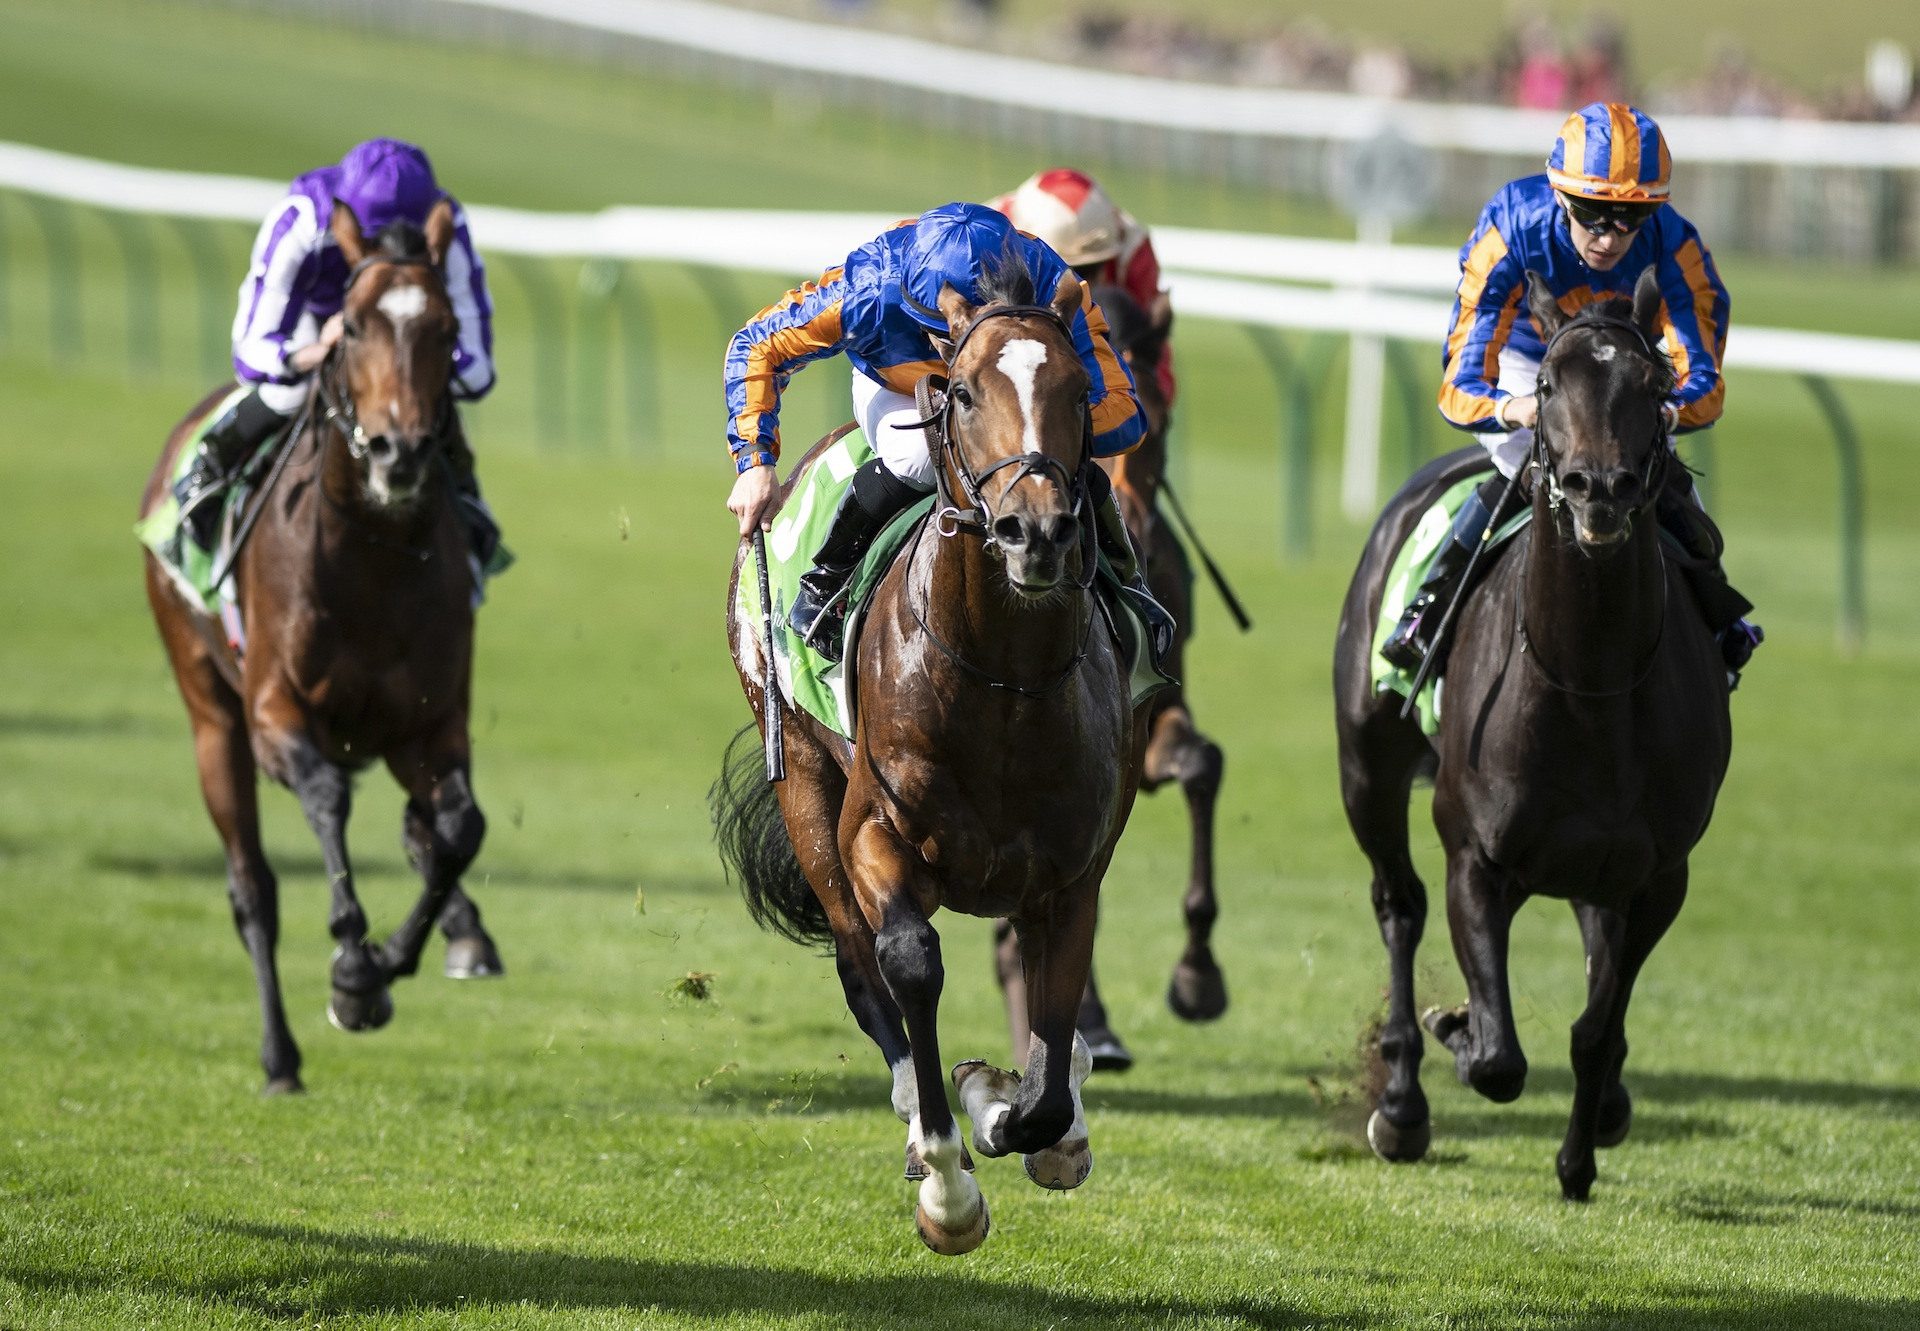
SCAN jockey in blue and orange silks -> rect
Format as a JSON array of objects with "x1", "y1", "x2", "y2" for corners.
[
  {"x1": 1381, "y1": 101, "x2": 1761, "y2": 677},
  {"x1": 723, "y1": 202, "x2": 1171, "y2": 665},
  {"x1": 176, "y1": 137, "x2": 502, "y2": 566}
]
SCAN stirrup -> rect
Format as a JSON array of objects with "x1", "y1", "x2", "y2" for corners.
[
  {"x1": 790, "y1": 570, "x2": 853, "y2": 663},
  {"x1": 1379, "y1": 594, "x2": 1438, "y2": 672},
  {"x1": 1117, "y1": 578, "x2": 1176, "y2": 672}
]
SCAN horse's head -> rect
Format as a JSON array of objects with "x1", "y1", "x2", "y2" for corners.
[
  {"x1": 928, "y1": 257, "x2": 1091, "y2": 597},
  {"x1": 326, "y1": 199, "x2": 459, "y2": 508},
  {"x1": 1525, "y1": 267, "x2": 1674, "y2": 552}
]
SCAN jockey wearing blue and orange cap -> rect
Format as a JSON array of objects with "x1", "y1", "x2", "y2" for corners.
[
  {"x1": 723, "y1": 202, "x2": 1169, "y2": 664},
  {"x1": 1381, "y1": 102, "x2": 1761, "y2": 679},
  {"x1": 176, "y1": 138, "x2": 502, "y2": 567}
]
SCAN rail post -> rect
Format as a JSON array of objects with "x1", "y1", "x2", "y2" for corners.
[{"x1": 1800, "y1": 374, "x2": 1866, "y2": 653}]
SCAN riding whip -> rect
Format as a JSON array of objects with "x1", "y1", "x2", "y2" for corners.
[
  {"x1": 1158, "y1": 478, "x2": 1252, "y2": 632},
  {"x1": 1399, "y1": 464, "x2": 1527, "y2": 722},
  {"x1": 752, "y1": 528, "x2": 786, "y2": 782}
]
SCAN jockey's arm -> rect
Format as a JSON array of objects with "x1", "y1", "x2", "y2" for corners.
[
  {"x1": 443, "y1": 204, "x2": 496, "y2": 400},
  {"x1": 232, "y1": 197, "x2": 321, "y2": 387},
  {"x1": 1438, "y1": 214, "x2": 1529, "y2": 433},
  {"x1": 1653, "y1": 225, "x2": 1731, "y2": 433},
  {"x1": 1072, "y1": 284, "x2": 1147, "y2": 456},
  {"x1": 722, "y1": 268, "x2": 849, "y2": 531}
]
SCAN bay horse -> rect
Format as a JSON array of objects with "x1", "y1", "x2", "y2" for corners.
[
  {"x1": 140, "y1": 200, "x2": 503, "y2": 1094},
  {"x1": 1332, "y1": 270, "x2": 1732, "y2": 1200},
  {"x1": 991, "y1": 284, "x2": 1227, "y2": 1069},
  {"x1": 714, "y1": 261, "x2": 1150, "y2": 1254}
]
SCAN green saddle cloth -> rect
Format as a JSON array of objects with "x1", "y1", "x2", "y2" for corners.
[
  {"x1": 134, "y1": 387, "x2": 252, "y2": 615},
  {"x1": 1371, "y1": 474, "x2": 1530, "y2": 735},
  {"x1": 738, "y1": 428, "x2": 1171, "y2": 741}
]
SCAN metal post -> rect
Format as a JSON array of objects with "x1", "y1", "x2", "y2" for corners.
[
  {"x1": 1340, "y1": 212, "x2": 1392, "y2": 519},
  {"x1": 1801, "y1": 375, "x2": 1866, "y2": 653}
]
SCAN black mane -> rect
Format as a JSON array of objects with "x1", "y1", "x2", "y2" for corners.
[
  {"x1": 370, "y1": 218, "x2": 430, "y2": 263},
  {"x1": 977, "y1": 249, "x2": 1037, "y2": 308}
]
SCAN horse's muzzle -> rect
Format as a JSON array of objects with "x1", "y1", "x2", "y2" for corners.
[{"x1": 993, "y1": 512, "x2": 1079, "y2": 595}]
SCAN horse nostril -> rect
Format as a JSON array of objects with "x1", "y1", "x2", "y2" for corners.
[
  {"x1": 1038, "y1": 514, "x2": 1079, "y2": 549},
  {"x1": 367, "y1": 434, "x2": 396, "y2": 461},
  {"x1": 992, "y1": 515, "x2": 1029, "y2": 548},
  {"x1": 1561, "y1": 469, "x2": 1592, "y2": 499},
  {"x1": 1611, "y1": 472, "x2": 1642, "y2": 505}
]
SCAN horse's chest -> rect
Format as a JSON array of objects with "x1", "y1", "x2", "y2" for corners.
[{"x1": 283, "y1": 620, "x2": 460, "y2": 757}]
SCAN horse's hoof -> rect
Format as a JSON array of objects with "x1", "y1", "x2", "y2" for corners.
[
  {"x1": 444, "y1": 934, "x2": 505, "y2": 979},
  {"x1": 1366, "y1": 1108, "x2": 1431, "y2": 1163},
  {"x1": 952, "y1": 1060, "x2": 1021, "y2": 1157},
  {"x1": 1421, "y1": 1004, "x2": 1470, "y2": 1048},
  {"x1": 1082, "y1": 1030, "x2": 1134, "y2": 1074},
  {"x1": 1023, "y1": 1137, "x2": 1092, "y2": 1190},
  {"x1": 905, "y1": 1140, "x2": 976, "y2": 1180},
  {"x1": 1596, "y1": 1086, "x2": 1633, "y2": 1148},
  {"x1": 915, "y1": 1194, "x2": 990, "y2": 1256},
  {"x1": 261, "y1": 1075, "x2": 305, "y2": 1097},
  {"x1": 327, "y1": 985, "x2": 394, "y2": 1033},
  {"x1": 1166, "y1": 962, "x2": 1228, "y2": 1022}
]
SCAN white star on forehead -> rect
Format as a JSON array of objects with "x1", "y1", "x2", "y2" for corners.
[
  {"x1": 996, "y1": 339, "x2": 1048, "y2": 455},
  {"x1": 377, "y1": 285, "x2": 429, "y2": 327}
]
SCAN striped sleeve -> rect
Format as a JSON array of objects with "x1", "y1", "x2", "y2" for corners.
[
  {"x1": 1655, "y1": 233, "x2": 1730, "y2": 432},
  {"x1": 230, "y1": 196, "x2": 320, "y2": 385},
  {"x1": 1437, "y1": 216, "x2": 1527, "y2": 432},
  {"x1": 1075, "y1": 282, "x2": 1147, "y2": 457},
  {"x1": 442, "y1": 203, "x2": 496, "y2": 401},
  {"x1": 723, "y1": 268, "x2": 848, "y2": 472}
]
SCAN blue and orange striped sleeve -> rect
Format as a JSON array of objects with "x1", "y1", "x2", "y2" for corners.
[
  {"x1": 723, "y1": 267, "x2": 849, "y2": 472},
  {"x1": 1437, "y1": 210, "x2": 1528, "y2": 433},
  {"x1": 1074, "y1": 283, "x2": 1147, "y2": 457},
  {"x1": 1654, "y1": 225, "x2": 1730, "y2": 432}
]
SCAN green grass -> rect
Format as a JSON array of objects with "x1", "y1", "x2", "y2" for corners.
[{"x1": 2, "y1": 4, "x2": 1919, "y2": 1325}]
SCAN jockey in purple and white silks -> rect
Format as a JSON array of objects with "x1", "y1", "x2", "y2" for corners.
[
  {"x1": 177, "y1": 138, "x2": 501, "y2": 563},
  {"x1": 723, "y1": 202, "x2": 1170, "y2": 665},
  {"x1": 1380, "y1": 102, "x2": 1760, "y2": 682}
]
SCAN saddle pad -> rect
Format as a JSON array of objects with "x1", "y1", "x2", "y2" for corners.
[
  {"x1": 738, "y1": 428, "x2": 1170, "y2": 740},
  {"x1": 1370, "y1": 474, "x2": 1530, "y2": 734},
  {"x1": 134, "y1": 387, "x2": 253, "y2": 618}
]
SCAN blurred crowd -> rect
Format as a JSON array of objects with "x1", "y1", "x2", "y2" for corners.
[{"x1": 1065, "y1": 10, "x2": 1917, "y2": 123}]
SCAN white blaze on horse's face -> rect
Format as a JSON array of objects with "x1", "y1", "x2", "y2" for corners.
[
  {"x1": 995, "y1": 339, "x2": 1049, "y2": 456},
  {"x1": 377, "y1": 283, "x2": 429, "y2": 335}
]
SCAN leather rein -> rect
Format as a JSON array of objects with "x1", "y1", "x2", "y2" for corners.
[
  {"x1": 1518, "y1": 313, "x2": 1674, "y2": 698},
  {"x1": 896, "y1": 303, "x2": 1100, "y2": 699}
]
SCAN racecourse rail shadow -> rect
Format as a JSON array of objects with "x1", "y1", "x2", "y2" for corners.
[{"x1": 0, "y1": 1220, "x2": 1341, "y2": 1328}]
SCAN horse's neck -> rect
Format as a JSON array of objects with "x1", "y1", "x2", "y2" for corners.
[
  {"x1": 912, "y1": 525, "x2": 1085, "y2": 687},
  {"x1": 1521, "y1": 498, "x2": 1666, "y2": 695},
  {"x1": 1106, "y1": 445, "x2": 1161, "y2": 507}
]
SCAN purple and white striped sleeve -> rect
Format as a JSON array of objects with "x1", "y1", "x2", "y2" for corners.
[
  {"x1": 442, "y1": 204, "x2": 495, "y2": 401},
  {"x1": 230, "y1": 195, "x2": 321, "y2": 385}
]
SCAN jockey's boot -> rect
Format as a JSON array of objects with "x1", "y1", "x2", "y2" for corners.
[
  {"x1": 174, "y1": 389, "x2": 289, "y2": 553},
  {"x1": 1655, "y1": 476, "x2": 1760, "y2": 684},
  {"x1": 790, "y1": 457, "x2": 926, "y2": 663},
  {"x1": 1087, "y1": 465, "x2": 1176, "y2": 672},
  {"x1": 1379, "y1": 472, "x2": 1520, "y2": 673},
  {"x1": 442, "y1": 428, "x2": 512, "y2": 578}
]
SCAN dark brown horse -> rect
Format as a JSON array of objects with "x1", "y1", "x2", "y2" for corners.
[
  {"x1": 141, "y1": 200, "x2": 502, "y2": 1094},
  {"x1": 1333, "y1": 270, "x2": 1731, "y2": 1199},
  {"x1": 715, "y1": 261, "x2": 1150, "y2": 1254}
]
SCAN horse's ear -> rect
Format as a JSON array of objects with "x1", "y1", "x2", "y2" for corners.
[
  {"x1": 1631, "y1": 265, "x2": 1663, "y2": 340},
  {"x1": 330, "y1": 200, "x2": 367, "y2": 269},
  {"x1": 1049, "y1": 271, "x2": 1082, "y2": 328},
  {"x1": 423, "y1": 198, "x2": 455, "y2": 268},
  {"x1": 1148, "y1": 290, "x2": 1174, "y2": 340},
  {"x1": 1525, "y1": 270, "x2": 1565, "y2": 340},
  {"x1": 936, "y1": 282, "x2": 977, "y2": 345}
]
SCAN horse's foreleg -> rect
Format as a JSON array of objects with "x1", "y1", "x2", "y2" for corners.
[
  {"x1": 1558, "y1": 871, "x2": 1686, "y2": 1201},
  {"x1": 852, "y1": 823, "x2": 986, "y2": 1255},
  {"x1": 379, "y1": 740, "x2": 486, "y2": 982},
  {"x1": 1432, "y1": 847, "x2": 1527, "y2": 1104},
  {"x1": 1147, "y1": 704, "x2": 1228, "y2": 1022},
  {"x1": 253, "y1": 698, "x2": 392, "y2": 1034},
  {"x1": 434, "y1": 887, "x2": 503, "y2": 979}
]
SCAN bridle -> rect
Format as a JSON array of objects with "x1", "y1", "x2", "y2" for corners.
[
  {"x1": 1519, "y1": 312, "x2": 1674, "y2": 697},
  {"x1": 317, "y1": 253, "x2": 456, "y2": 467},
  {"x1": 896, "y1": 302, "x2": 1100, "y2": 698}
]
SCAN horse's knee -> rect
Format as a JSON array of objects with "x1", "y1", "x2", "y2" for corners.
[
  {"x1": 875, "y1": 914, "x2": 943, "y2": 1003},
  {"x1": 432, "y1": 771, "x2": 484, "y2": 866},
  {"x1": 1182, "y1": 737, "x2": 1224, "y2": 799},
  {"x1": 225, "y1": 864, "x2": 280, "y2": 938}
]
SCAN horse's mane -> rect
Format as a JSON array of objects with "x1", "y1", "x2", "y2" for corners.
[
  {"x1": 369, "y1": 219, "x2": 431, "y2": 263},
  {"x1": 1090, "y1": 283, "x2": 1147, "y2": 356},
  {"x1": 977, "y1": 249, "x2": 1037, "y2": 308},
  {"x1": 1559, "y1": 296, "x2": 1677, "y2": 400}
]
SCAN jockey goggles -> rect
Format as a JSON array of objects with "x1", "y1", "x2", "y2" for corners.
[{"x1": 1561, "y1": 193, "x2": 1658, "y2": 237}]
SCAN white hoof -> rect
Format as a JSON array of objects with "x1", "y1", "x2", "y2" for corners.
[
  {"x1": 952, "y1": 1060, "x2": 1020, "y2": 1157},
  {"x1": 915, "y1": 1189, "x2": 989, "y2": 1256},
  {"x1": 1023, "y1": 1137, "x2": 1092, "y2": 1190}
]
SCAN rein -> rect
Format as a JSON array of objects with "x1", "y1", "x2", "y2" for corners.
[
  {"x1": 894, "y1": 302, "x2": 1099, "y2": 697},
  {"x1": 1517, "y1": 314, "x2": 1674, "y2": 699}
]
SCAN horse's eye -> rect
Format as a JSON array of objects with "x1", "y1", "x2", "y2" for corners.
[
  {"x1": 950, "y1": 383, "x2": 973, "y2": 409},
  {"x1": 343, "y1": 319, "x2": 362, "y2": 339}
]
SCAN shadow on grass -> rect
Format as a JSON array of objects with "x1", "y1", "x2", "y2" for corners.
[
  {"x1": 8, "y1": 1219, "x2": 1337, "y2": 1329},
  {"x1": 87, "y1": 849, "x2": 394, "y2": 880},
  {"x1": 0, "y1": 709, "x2": 165, "y2": 738},
  {"x1": 706, "y1": 1071, "x2": 1320, "y2": 1121},
  {"x1": 1525, "y1": 1067, "x2": 1920, "y2": 1114}
]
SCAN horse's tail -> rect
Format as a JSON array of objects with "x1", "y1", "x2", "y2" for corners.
[{"x1": 709, "y1": 724, "x2": 831, "y2": 949}]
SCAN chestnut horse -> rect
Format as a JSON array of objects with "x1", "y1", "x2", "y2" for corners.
[
  {"x1": 715, "y1": 261, "x2": 1150, "y2": 1254},
  {"x1": 141, "y1": 201, "x2": 502, "y2": 1094},
  {"x1": 1333, "y1": 271, "x2": 1731, "y2": 1199}
]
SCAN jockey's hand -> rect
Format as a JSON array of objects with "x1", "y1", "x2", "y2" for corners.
[
  {"x1": 287, "y1": 314, "x2": 346, "y2": 374},
  {"x1": 728, "y1": 463, "x2": 780, "y2": 537},
  {"x1": 1500, "y1": 394, "x2": 1540, "y2": 430}
]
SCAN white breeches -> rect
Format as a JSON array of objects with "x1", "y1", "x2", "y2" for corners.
[
  {"x1": 854, "y1": 370, "x2": 937, "y2": 491},
  {"x1": 1479, "y1": 348, "x2": 1541, "y2": 480}
]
